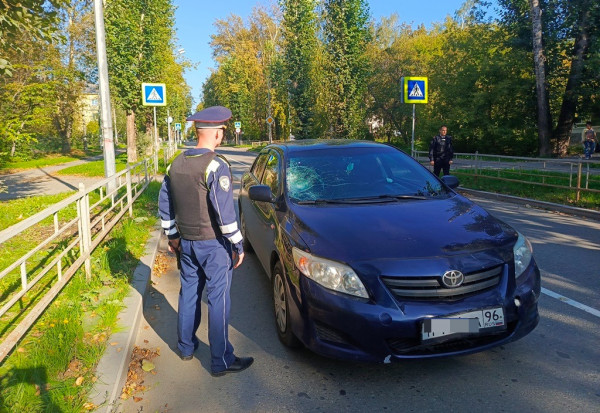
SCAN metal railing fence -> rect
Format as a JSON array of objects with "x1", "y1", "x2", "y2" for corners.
[
  {"x1": 414, "y1": 150, "x2": 600, "y2": 202},
  {"x1": 0, "y1": 158, "x2": 156, "y2": 363}
]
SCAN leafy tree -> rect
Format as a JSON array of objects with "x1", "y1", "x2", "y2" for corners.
[
  {"x1": 0, "y1": 0, "x2": 63, "y2": 76},
  {"x1": 322, "y1": 0, "x2": 371, "y2": 139},
  {"x1": 0, "y1": 33, "x2": 57, "y2": 157},
  {"x1": 105, "y1": 0, "x2": 179, "y2": 163},
  {"x1": 497, "y1": 0, "x2": 600, "y2": 156},
  {"x1": 280, "y1": 0, "x2": 319, "y2": 139}
]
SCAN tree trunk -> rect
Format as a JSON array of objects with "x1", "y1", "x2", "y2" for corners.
[
  {"x1": 529, "y1": 0, "x2": 552, "y2": 156},
  {"x1": 552, "y1": 6, "x2": 592, "y2": 157},
  {"x1": 127, "y1": 110, "x2": 137, "y2": 163}
]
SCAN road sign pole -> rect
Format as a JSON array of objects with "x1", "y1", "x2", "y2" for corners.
[
  {"x1": 411, "y1": 104, "x2": 416, "y2": 158},
  {"x1": 153, "y1": 107, "x2": 159, "y2": 173}
]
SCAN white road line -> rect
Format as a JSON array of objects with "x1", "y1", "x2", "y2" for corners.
[{"x1": 542, "y1": 287, "x2": 600, "y2": 318}]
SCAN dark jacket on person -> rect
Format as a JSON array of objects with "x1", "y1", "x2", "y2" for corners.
[{"x1": 429, "y1": 134, "x2": 454, "y2": 161}]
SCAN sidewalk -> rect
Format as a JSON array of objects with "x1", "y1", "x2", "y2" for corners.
[{"x1": 0, "y1": 150, "x2": 126, "y2": 201}]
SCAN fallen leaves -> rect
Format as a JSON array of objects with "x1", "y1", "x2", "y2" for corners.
[
  {"x1": 153, "y1": 252, "x2": 171, "y2": 277},
  {"x1": 120, "y1": 346, "x2": 160, "y2": 401}
]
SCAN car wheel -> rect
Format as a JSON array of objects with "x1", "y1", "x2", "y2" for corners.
[
  {"x1": 239, "y1": 210, "x2": 253, "y2": 253},
  {"x1": 272, "y1": 262, "x2": 302, "y2": 348}
]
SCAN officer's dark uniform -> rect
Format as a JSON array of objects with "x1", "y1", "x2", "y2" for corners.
[
  {"x1": 158, "y1": 106, "x2": 245, "y2": 375},
  {"x1": 429, "y1": 133, "x2": 454, "y2": 177}
]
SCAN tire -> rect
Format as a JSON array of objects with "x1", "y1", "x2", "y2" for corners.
[
  {"x1": 272, "y1": 262, "x2": 302, "y2": 348},
  {"x1": 239, "y1": 210, "x2": 253, "y2": 253}
]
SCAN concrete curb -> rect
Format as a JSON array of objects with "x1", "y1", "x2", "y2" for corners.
[
  {"x1": 458, "y1": 187, "x2": 600, "y2": 222},
  {"x1": 89, "y1": 228, "x2": 162, "y2": 412}
]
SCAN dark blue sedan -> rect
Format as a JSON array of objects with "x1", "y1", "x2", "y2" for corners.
[{"x1": 238, "y1": 140, "x2": 540, "y2": 363}]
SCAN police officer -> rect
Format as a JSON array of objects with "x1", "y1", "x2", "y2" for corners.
[
  {"x1": 158, "y1": 105, "x2": 253, "y2": 377},
  {"x1": 429, "y1": 125, "x2": 454, "y2": 177}
]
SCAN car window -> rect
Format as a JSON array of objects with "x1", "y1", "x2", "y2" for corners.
[
  {"x1": 251, "y1": 152, "x2": 269, "y2": 181},
  {"x1": 261, "y1": 152, "x2": 280, "y2": 196},
  {"x1": 286, "y1": 147, "x2": 448, "y2": 202}
]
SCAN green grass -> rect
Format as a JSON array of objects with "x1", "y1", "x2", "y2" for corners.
[
  {"x1": 0, "y1": 151, "x2": 103, "y2": 174},
  {"x1": 0, "y1": 193, "x2": 75, "y2": 231},
  {"x1": 0, "y1": 182, "x2": 161, "y2": 413},
  {"x1": 56, "y1": 152, "x2": 129, "y2": 177}
]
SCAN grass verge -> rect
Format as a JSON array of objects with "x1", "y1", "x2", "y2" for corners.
[
  {"x1": 0, "y1": 182, "x2": 161, "y2": 413},
  {"x1": 454, "y1": 169, "x2": 600, "y2": 210},
  {"x1": 0, "y1": 151, "x2": 103, "y2": 175}
]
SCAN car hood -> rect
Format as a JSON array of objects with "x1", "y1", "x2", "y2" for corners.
[{"x1": 289, "y1": 194, "x2": 516, "y2": 270}]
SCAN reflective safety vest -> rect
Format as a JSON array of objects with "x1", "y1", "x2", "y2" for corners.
[{"x1": 168, "y1": 151, "x2": 221, "y2": 240}]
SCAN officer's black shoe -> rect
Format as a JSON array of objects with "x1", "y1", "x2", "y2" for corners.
[
  {"x1": 211, "y1": 357, "x2": 254, "y2": 377},
  {"x1": 179, "y1": 341, "x2": 200, "y2": 361}
]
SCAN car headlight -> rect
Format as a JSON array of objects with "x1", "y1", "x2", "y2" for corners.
[
  {"x1": 513, "y1": 232, "x2": 533, "y2": 279},
  {"x1": 292, "y1": 247, "x2": 369, "y2": 298}
]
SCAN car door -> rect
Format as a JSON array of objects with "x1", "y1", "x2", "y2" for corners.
[
  {"x1": 252, "y1": 150, "x2": 282, "y2": 272},
  {"x1": 241, "y1": 152, "x2": 268, "y2": 248}
]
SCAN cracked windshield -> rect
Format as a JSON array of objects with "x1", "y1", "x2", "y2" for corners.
[{"x1": 287, "y1": 149, "x2": 448, "y2": 202}]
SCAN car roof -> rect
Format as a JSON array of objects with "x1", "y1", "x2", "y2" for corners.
[{"x1": 264, "y1": 139, "x2": 392, "y2": 154}]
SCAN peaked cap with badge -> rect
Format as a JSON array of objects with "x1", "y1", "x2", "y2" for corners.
[{"x1": 187, "y1": 106, "x2": 232, "y2": 129}]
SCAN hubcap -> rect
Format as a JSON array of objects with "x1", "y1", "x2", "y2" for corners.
[{"x1": 273, "y1": 273, "x2": 287, "y2": 332}]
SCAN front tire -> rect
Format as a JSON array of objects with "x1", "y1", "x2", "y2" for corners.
[{"x1": 272, "y1": 262, "x2": 301, "y2": 348}]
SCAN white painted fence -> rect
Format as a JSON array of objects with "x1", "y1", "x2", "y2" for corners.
[{"x1": 0, "y1": 159, "x2": 155, "y2": 363}]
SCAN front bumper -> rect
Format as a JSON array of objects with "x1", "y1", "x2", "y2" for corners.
[{"x1": 291, "y1": 261, "x2": 541, "y2": 363}]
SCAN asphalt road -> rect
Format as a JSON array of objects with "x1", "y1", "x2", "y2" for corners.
[{"x1": 117, "y1": 147, "x2": 600, "y2": 413}]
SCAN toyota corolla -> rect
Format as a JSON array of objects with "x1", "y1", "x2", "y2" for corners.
[{"x1": 238, "y1": 140, "x2": 540, "y2": 363}]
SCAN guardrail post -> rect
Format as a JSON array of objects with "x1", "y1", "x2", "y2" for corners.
[
  {"x1": 576, "y1": 161, "x2": 582, "y2": 202},
  {"x1": 78, "y1": 183, "x2": 92, "y2": 280},
  {"x1": 126, "y1": 166, "x2": 133, "y2": 217},
  {"x1": 474, "y1": 151, "x2": 479, "y2": 184}
]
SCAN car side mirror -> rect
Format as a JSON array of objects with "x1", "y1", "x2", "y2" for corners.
[
  {"x1": 248, "y1": 185, "x2": 275, "y2": 203},
  {"x1": 441, "y1": 175, "x2": 460, "y2": 189}
]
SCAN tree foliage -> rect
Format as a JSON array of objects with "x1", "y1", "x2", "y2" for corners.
[{"x1": 0, "y1": 0, "x2": 63, "y2": 76}]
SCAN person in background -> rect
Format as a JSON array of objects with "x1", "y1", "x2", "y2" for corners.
[
  {"x1": 583, "y1": 122, "x2": 597, "y2": 160},
  {"x1": 429, "y1": 125, "x2": 454, "y2": 177},
  {"x1": 158, "y1": 105, "x2": 253, "y2": 377}
]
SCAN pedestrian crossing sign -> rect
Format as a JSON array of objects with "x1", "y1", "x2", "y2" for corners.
[
  {"x1": 401, "y1": 77, "x2": 428, "y2": 104},
  {"x1": 142, "y1": 83, "x2": 167, "y2": 106}
]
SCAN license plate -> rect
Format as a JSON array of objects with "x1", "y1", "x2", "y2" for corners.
[{"x1": 421, "y1": 307, "x2": 505, "y2": 341}]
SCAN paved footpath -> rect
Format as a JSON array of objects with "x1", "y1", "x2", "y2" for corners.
[{"x1": 0, "y1": 152, "x2": 123, "y2": 201}]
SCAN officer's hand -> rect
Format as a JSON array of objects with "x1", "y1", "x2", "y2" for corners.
[
  {"x1": 233, "y1": 251, "x2": 245, "y2": 269},
  {"x1": 168, "y1": 238, "x2": 180, "y2": 253},
  {"x1": 430, "y1": 161, "x2": 434, "y2": 166},
  {"x1": 449, "y1": 160, "x2": 453, "y2": 164}
]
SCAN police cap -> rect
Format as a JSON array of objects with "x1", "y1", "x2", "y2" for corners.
[{"x1": 187, "y1": 106, "x2": 232, "y2": 129}]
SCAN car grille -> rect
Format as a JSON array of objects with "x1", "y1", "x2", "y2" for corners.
[{"x1": 381, "y1": 265, "x2": 503, "y2": 301}]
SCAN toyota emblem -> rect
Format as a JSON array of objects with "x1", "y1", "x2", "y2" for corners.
[{"x1": 442, "y1": 270, "x2": 464, "y2": 288}]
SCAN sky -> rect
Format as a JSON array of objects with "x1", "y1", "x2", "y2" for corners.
[{"x1": 173, "y1": 0, "x2": 490, "y2": 107}]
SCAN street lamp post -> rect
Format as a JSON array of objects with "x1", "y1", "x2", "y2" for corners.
[{"x1": 93, "y1": 0, "x2": 116, "y2": 192}]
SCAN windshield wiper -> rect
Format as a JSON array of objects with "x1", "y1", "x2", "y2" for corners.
[
  {"x1": 296, "y1": 194, "x2": 432, "y2": 205},
  {"x1": 296, "y1": 199, "x2": 348, "y2": 205}
]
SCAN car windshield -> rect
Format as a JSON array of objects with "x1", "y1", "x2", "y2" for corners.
[{"x1": 286, "y1": 146, "x2": 450, "y2": 203}]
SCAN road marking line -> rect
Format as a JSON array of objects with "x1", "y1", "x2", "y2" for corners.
[{"x1": 542, "y1": 287, "x2": 600, "y2": 318}]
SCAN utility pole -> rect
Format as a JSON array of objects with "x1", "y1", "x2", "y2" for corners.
[{"x1": 93, "y1": 0, "x2": 116, "y2": 191}]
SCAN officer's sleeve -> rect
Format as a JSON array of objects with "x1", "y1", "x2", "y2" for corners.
[
  {"x1": 448, "y1": 136, "x2": 454, "y2": 160},
  {"x1": 158, "y1": 172, "x2": 180, "y2": 239},
  {"x1": 206, "y1": 158, "x2": 244, "y2": 254}
]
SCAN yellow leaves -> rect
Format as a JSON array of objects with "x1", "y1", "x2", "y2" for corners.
[
  {"x1": 83, "y1": 402, "x2": 97, "y2": 410},
  {"x1": 75, "y1": 376, "x2": 84, "y2": 386},
  {"x1": 141, "y1": 359, "x2": 155, "y2": 372}
]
